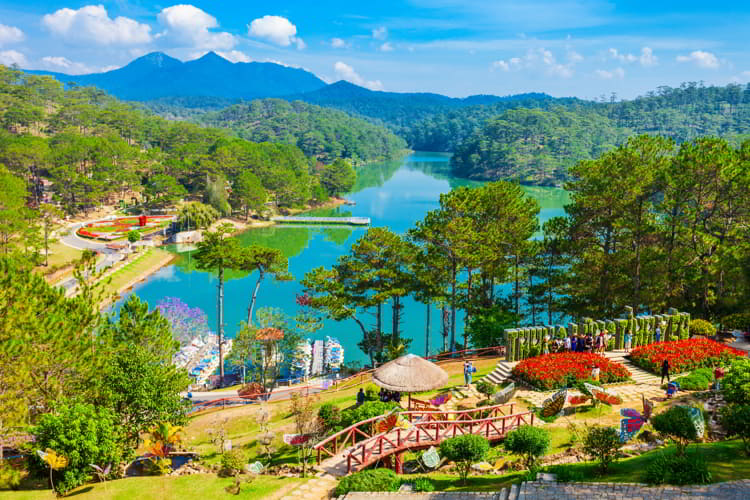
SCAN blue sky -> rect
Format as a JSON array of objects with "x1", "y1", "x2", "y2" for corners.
[{"x1": 1, "y1": 0, "x2": 749, "y2": 98}]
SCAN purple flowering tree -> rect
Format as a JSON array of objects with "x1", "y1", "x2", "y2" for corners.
[{"x1": 155, "y1": 297, "x2": 211, "y2": 346}]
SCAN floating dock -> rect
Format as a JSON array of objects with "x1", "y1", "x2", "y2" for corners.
[{"x1": 272, "y1": 216, "x2": 371, "y2": 226}]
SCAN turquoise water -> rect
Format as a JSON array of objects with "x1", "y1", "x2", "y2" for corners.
[{"x1": 116, "y1": 152, "x2": 569, "y2": 365}]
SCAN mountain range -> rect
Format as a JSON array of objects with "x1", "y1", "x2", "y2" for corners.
[{"x1": 26, "y1": 51, "x2": 328, "y2": 101}]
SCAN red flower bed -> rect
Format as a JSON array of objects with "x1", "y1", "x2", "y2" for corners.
[
  {"x1": 630, "y1": 338, "x2": 745, "y2": 374},
  {"x1": 511, "y1": 352, "x2": 631, "y2": 391}
]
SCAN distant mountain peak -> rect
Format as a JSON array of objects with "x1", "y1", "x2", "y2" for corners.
[
  {"x1": 192, "y1": 51, "x2": 229, "y2": 64},
  {"x1": 131, "y1": 51, "x2": 181, "y2": 69}
]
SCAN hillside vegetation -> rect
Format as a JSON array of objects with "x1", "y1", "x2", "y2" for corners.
[{"x1": 197, "y1": 99, "x2": 407, "y2": 165}]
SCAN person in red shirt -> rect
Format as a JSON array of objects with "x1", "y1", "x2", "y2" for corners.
[{"x1": 714, "y1": 365, "x2": 725, "y2": 391}]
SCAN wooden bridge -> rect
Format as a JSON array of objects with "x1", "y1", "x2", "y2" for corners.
[
  {"x1": 271, "y1": 216, "x2": 371, "y2": 226},
  {"x1": 314, "y1": 403, "x2": 534, "y2": 475}
]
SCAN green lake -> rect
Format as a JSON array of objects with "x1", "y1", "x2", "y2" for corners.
[{"x1": 116, "y1": 152, "x2": 570, "y2": 366}]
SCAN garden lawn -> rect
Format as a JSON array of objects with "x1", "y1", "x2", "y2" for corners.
[
  {"x1": 37, "y1": 241, "x2": 82, "y2": 270},
  {"x1": 102, "y1": 248, "x2": 173, "y2": 295},
  {"x1": 422, "y1": 472, "x2": 526, "y2": 491},
  {"x1": 549, "y1": 439, "x2": 750, "y2": 484},
  {"x1": 0, "y1": 475, "x2": 305, "y2": 500}
]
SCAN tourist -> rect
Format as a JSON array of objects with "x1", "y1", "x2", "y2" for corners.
[
  {"x1": 624, "y1": 330, "x2": 632, "y2": 353},
  {"x1": 542, "y1": 333, "x2": 550, "y2": 354},
  {"x1": 601, "y1": 330, "x2": 610, "y2": 353},
  {"x1": 464, "y1": 360, "x2": 476, "y2": 386},
  {"x1": 570, "y1": 335, "x2": 577, "y2": 353},
  {"x1": 585, "y1": 334, "x2": 594, "y2": 353},
  {"x1": 379, "y1": 387, "x2": 388, "y2": 402},
  {"x1": 595, "y1": 332, "x2": 604, "y2": 353},
  {"x1": 660, "y1": 359, "x2": 670, "y2": 385},
  {"x1": 655, "y1": 325, "x2": 661, "y2": 343},
  {"x1": 356, "y1": 388, "x2": 365, "y2": 406},
  {"x1": 577, "y1": 335, "x2": 585, "y2": 353},
  {"x1": 564, "y1": 335, "x2": 572, "y2": 352},
  {"x1": 713, "y1": 365, "x2": 725, "y2": 391}
]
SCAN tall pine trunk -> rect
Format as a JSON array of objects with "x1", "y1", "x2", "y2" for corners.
[
  {"x1": 425, "y1": 303, "x2": 431, "y2": 356},
  {"x1": 248, "y1": 269, "x2": 264, "y2": 325},
  {"x1": 218, "y1": 266, "x2": 225, "y2": 385}
]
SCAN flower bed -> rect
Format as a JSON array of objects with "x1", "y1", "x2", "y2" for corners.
[
  {"x1": 629, "y1": 338, "x2": 745, "y2": 374},
  {"x1": 76, "y1": 215, "x2": 173, "y2": 240},
  {"x1": 511, "y1": 352, "x2": 631, "y2": 390}
]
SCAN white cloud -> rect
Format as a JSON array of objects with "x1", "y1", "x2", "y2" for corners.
[
  {"x1": 0, "y1": 50, "x2": 27, "y2": 67},
  {"x1": 372, "y1": 26, "x2": 388, "y2": 40},
  {"x1": 248, "y1": 15, "x2": 304, "y2": 49},
  {"x1": 595, "y1": 67, "x2": 625, "y2": 79},
  {"x1": 567, "y1": 50, "x2": 583, "y2": 63},
  {"x1": 379, "y1": 42, "x2": 394, "y2": 52},
  {"x1": 158, "y1": 4, "x2": 235, "y2": 50},
  {"x1": 42, "y1": 5, "x2": 151, "y2": 45},
  {"x1": 100, "y1": 65, "x2": 120, "y2": 72},
  {"x1": 331, "y1": 37, "x2": 349, "y2": 49},
  {"x1": 608, "y1": 47, "x2": 658, "y2": 67},
  {"x1": 217, "y1": 50, "x2": 251, "y2": 63},
  {"x1": 492, "y1": 60, "x2": 509, "y2": 71},
  {"x1": 676, "y1": 50, "x2": 719, "y2": 69},
  {"x1": 639, "y1": 47, "x2": 658, "y2": 67},
  {"x1": 0, "y1": 24, "x2": 24, "y2": 46},
  {"x1": 40, "y1": 56, "x2": 95, "y2": 74},
  {"x1": 333, "y1": 61, "x2": 383, "y2": 90}
]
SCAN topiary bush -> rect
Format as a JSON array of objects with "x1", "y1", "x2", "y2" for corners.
[
  {"x1": 722, "y1": 358, "x2": 750, "y2": 405},
  {"x1": 339, "y1": 401, "x2": 400, "y2": 429},
  {"x1": 689, "y1": 319, "x2": 716, "y2": 337},
  {"x1": 672, "y1": 367, "x2": 714, "y2": 391},
  {"x1": 439, "y1": 434, "x2": 490, "y2": 484},
  {"x1": 721, "y1": 404, "x2": 750, "y2": 455},
  {"x1": 583, "y1": 426, "x2": 621, "y2": 473},
  {"x1": 318, "y1": 403, "x2": 341, "y2": 431},
  {"x1": 334, "y1": 469, "x2": 400, "y2": 495},
  {"x1": 650, "y1": 406, "x2": 698, "y2": 456},
  {"x1": 504, "y1": 425, "x2": 550, "y2": 469},
  {"x1": 476, "y1": 380, "x2": 497, "y2": 401},
  {"x1": 220, "y1": 449, "x2": 246, "y2": 477},
  {"x1": 364, "y1": 384, "x2": 380, "y2": 401}
]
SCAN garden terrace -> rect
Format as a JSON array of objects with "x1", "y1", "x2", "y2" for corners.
[
  {"x1": 630, "y1": 338, "x2": 745, "y2": 374},
  {"x1": 504, "y1": 308, "x2": 690, "y2": 361},
  {"x1": 511, "y1": 352, "x2": 631, "y2": 390},
  {"x1": 76, "y1": 215, "x2": 175, "y2": 241}
]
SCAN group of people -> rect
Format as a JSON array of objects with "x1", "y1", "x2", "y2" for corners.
[{"x1": 543, "y1": 330, "x2": 612, "y2": 354}]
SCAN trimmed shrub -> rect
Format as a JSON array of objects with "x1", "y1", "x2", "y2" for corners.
[
  {"x1": 651, "y1": 406, "x2": 698, "y2": 456},
  {"x1": 439, "y1": 434, "x2": 490, "y2": 484},
  {"x1": 721, "y1": 404, "x2": 750, "y2": 455},
  {"x1": 318, "y1": 403, "x2": 341, "y2": 430},
  {"x1": 583, "y1": 426, "x2": 621, "y2": 473},
  {"x1": 334, "y1": 469, "x2": 400, "y2": 495},
  {"x1": 504, "y1": 425, "x2": 550, "y2": 469},
  {"x1": 476, "y1": 380, "x2": 497, "y2": 401},
  {"x1": 722, "y1": 313, "x2": 750, "y2": 332},
  {"x1": 220, "y1": 449, "x2": 246, "y2": 477},
  {"x1": 723, "y1": 358, "x2": 750, "y2": 405},
  {"x1": 672, "y1": 368, "x2": 713, "y2": 391},
  {"x1": 339, "y1": 401, "x2": 400, "y2": 429},
  {"x1": 690, "y1": 319, "x2": 716, "y2": 337},
  {"x1": 364, "y1": 384, "x2": 380, "y2": 401}
]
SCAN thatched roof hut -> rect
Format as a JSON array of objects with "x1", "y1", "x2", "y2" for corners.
[{"x1": 373, "y1": 354, "x2": 449, "y2": 393}]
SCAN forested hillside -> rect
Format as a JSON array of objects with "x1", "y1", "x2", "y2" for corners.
[
  {"x1": 449, "y1": 82, "x2": 750, "y2": 183},
  {"x1": 451, "y1": 107, "x2": 629, "y2": 184},
  {"x1": 196, "y1": 99, "x2": 407, "y2": 165},
  {"x1": 0, "y1": 65, "x2": 347, "y2": 225}
]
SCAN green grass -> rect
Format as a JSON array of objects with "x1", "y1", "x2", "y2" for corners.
[
  {"x1": 102, "y1": 248, "x2": 173, "y2": 295},
  {"x1": 0, "y1": 475, "x2": 305, "y2": 500},
  {"x1": 547, "y1": 439, "x2": 750, "y2": 484},
  {"x1": 422, "y1": 472, "x2": 526, "y2": 491}
]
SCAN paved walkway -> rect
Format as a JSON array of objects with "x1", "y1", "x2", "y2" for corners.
[{"x1": 338, "y1": 480, "x2": 750, "y2": 500}]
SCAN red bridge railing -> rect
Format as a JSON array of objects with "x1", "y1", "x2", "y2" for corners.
[
  {"x1": 346, "y1": 410, "x2": 534, "y2": 473},
  {"x1": 314, "y1": 402, "x2": 516, "y2": 465}
]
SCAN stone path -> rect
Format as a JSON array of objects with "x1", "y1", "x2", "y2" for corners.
[
  {"x1": 281, "y1": 473, "x2": 338, "y2": 500},
  {"x1": 337, "y1": 480, "x2": 750, "y2": 500}
]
